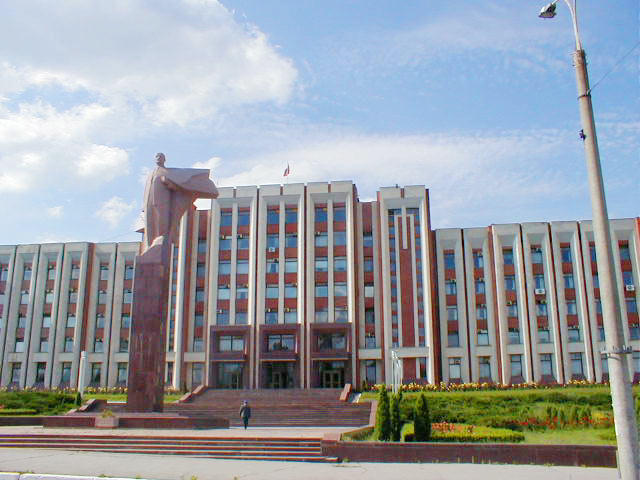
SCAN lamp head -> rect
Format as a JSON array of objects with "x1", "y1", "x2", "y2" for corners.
[{"x1": 539, "y1": 2, "x2": 557, "y2": 18}]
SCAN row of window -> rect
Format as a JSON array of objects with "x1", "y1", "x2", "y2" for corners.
[{"x1": 9, "y1": 361, "x2": 129, "y2": 386}]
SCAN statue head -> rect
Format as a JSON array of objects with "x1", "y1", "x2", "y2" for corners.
[{"x1": 155, "y1": 152, "x2": 166, "y2": 167}]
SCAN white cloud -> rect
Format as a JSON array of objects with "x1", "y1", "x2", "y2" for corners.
[
  {"x1": 192, "y1": 156, "x2": 222, "y2": 171},
  {"x1": 76, "y1": 145, "x2": 129, "y2": 180},
  {"x1": 95, "y1": 196, "x2": 135, "y2": 229},
  {"x1": 46, "y1": 206, "x2": 63, "y2": 218}
]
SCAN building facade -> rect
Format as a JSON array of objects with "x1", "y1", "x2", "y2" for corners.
[{"x1": 1, "y1": 182, "x2": 638, "y2": 391}]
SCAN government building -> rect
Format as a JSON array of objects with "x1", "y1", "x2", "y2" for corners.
[{"x1": 0, "y1": 182, "x2": 638, "y2": 391}]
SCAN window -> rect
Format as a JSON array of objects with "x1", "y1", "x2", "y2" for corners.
[
  {"x1": 561, "y1": 246, "x2": 572, "y2": 263},
  {"x1": 266, "y1": 285, "x2": 279, "y2": 299},
  {"x1": 315, "y1": 232, "x2": 328, "y2": 247},
  {"x1": 365, "y1": 333, "x2": 376, "y2": 349},
  {"x1": 285, "y1": 234, "x2": 297, "y2": 248},
  {"x1": 17, "y1": 315, "x2": 26, "y2": 329},
  {"x1": 315, "y1": 207, "x2": 327, "y2": 223},
  {"x1": 234, "y1": 260, "x2": 249, "y2": 275},
  {"x1": 266, "y1": 259, "x2": 279, "y2": 274},
  {"x1": 447, "y1": 306, "x2": 458, "y2": 321},
  {"x1": 284, "y1": 284, "x2": 297, "y2": 298},
  {"x1": 284, "y1": 308, "x2": 297, "y2": 324},
  {"x1": 510, "y1": 354, "x2": 522, "y2": 377},
  {"x1": 193, "y1": 338, "x2": 204, "y2": 352},
  {"x1": 64, "y1": 337, "x2": 74, "y2": 352},
  {"x1": 20, "y1": 292, "x2": 29, "y2": 305},
  {"x1": 219, "y1": 335, "x2": 244, "y2": 352},
  {"x1": 121, "y1": 314, "x2": 131, "y2": 329},
  {"x1": 219, "y1": 238, "x2": 232, "y2": 251},
  {"x1": 629, "y1": 324, "x2": 640, "y2": 340},
  {"x1": 334, "y1": 256, "x2": 347, "y2": 272},
  {"x1": 365, "y1": 308, "x2": 375, "y2": 324},
  {"x1": 540, "y1": 353, "x2": 554, "y2": 376},
  {"x1": 315, "y1": 308, "x2": 328, "y2": 323},
  {"x1": 534, "y1": 274, "x2": 545, "y2": 290},
  {"x1": 634, "y1": 352, "x2": 640, "y2": 373},
  {"x1": 473, "y1": 251, "x2": 484, "y2": 269},
  {"x1": 236, "y1": 286, "x2": 249, "y2": 300},
  {"x1": 0, "y1": 267, "x2": 7, "y2": 281},
  {"x1": 267, "y1": 209, "x2": 279, "y2": 225},
  {"x1": 268, "y1": 334, "x2": 295, "y2": 351},
  {"x1": 334, "y1": 282, "x2": 347, "y2": 297},
  {"x1": 364, "y1": 284, "x2": 374, "y2": 298},
  {"x1": 598, "y1": 325, "x2": 605, "y2": 342},
  {"x1": 220, "y1": 212, "x2": 232, "y2": 226},
  {"x1": 590, "y1": 245, "x2": 597, "y2": 262},
  {"x1": 479, "y1": 357, "x2": 491, "y2": 379},
  {"x1": 363, "y1": 233, "x2": 373, "y2": 248},
  {"x1": 217, "y1": 286, "x2": 230, "y2": 300},
  {"x1": 596, "y1": 299, "x2": 602, "y2": 314},
  {"x1": 39, "y1": 338, "x2": 49, "y2": 353},
  {"x1": 475, "y1": 280, "x2": 485, "y2": 294},
  {"x1": 315, "y1": 257, "x2": 328, "y2": 272},
  {"x1": 98, "y1": 290, "x2": 107, "y2": 304},
  {"x1": 99, "y1": 266, "x2": 109, "y2": 281},
  {"x1": 196, "y1": 263, "x2": 206, "y2": 278},
  {"x1": 66, "y1": 315, "x2": 76, "y2": 328},
  {"x1": 35, "y1": 362, "x2": 46, "y2": 383},
  {"x1": 238, "y1": 211, "x2": 250, "y2": 226},
  {"x1": 503, "y1": 249, "x2": 514, "y2": 265},
  {"x1": 267, "y1": 234, "x2": 279, "y2": 249},
  {"x1": 96, "y1": 315, "x2": 105, "y2": 329},
  {"x1": 285, "y1": 259, "x2": 297, "y2": 273},
  {"x1": 284, "y1": 208, "x2": 297, "y2": 224},
  {"x1": 627, "y1": 299, "x2": 638, "y2": 314},
  {"x1": 122, "y1": 264, "x2": 134, "y2": 280},
  {"x1": 531, "y1": 249, "x2": 543, "y2": 264},
  {"x1": 476, "y1": 305, "x2": 487, "y2": 319},
  {"x1": 448, "y1": 331, "x2": 459, "y2": 347},
  {"x1": 315, "y1": 284, "x2": 328, "y2": 297},
  {"x1": 94, "y1": 338, "x2": 104, "y2": 353},
  {"x1": 335, "y1": 306, "x2": 348, "y2": 323},
  {"x1": 620, "y1": 244, "x2": 631, "y2": 261},
  {"x1": 593, "y1": 274, "x2": 599, "y2": 288},
  {"x1": 448, "y1": 357, "x2": 461, "y2": 379},
  {"x1": 571, "y1": 352, "x2": 584, "y2": 376},
  {"x1": 218, "y1": 261, "x2": 231, "y2": 275},
  {"x1": 61, "y1": 362, "x2": 71, "y2": 383},
  {"x1": 119, "y1": 338, "x2": 129, "y2": 352},
  {"x1": 14, "y1": 338, "x2": 25, "y2": 352},
  {"x1": 117, "y1": 363, "x2": 128, "y2": 385},
  {"x1": 10, "y1": 363, "x2": 21, "y2": 384},
  {"x1": 444, "y1": 252, "x2": 455, "y2": 269},
  {"x1": 334, "y1": 231, "x2": 347, "y2": 246},
  {"x1": 333, "y1": 206, "x2": 346, "y2": 222},
  {"x1": 477, "y1": 330, "x2": 489, "y2": 346},
  {"x1": 601, "y1": 354, "x2": 609, "y2": 375},
  {"x1": 265, "y1": 310, "x2": 278, "y2": 324},
  {"x1": 508, "y1": 328, "x2": 521, "y2": 344},
  {"x1": 318, "y1": 332, "x2": 346, "y2": 350},
  {"x1": 216, "y1": 310, "x2": 229, "y2": 325},
  {"x1": 445, "y1": 280, "x2": 457, "y2": 295},
  {"x1": 536, "y1": 302, "x2": 547, "y2": 316},
  {"x1": 235, "y1": 311, "x2": 248, "y2": 324},
  {"x1": 623, "y1": 271, "x2": 634, "y2": 286},
  {"x1": 564, "y1": 274, "x2": 574, "y2": 289},
  {"x1": 42, "y1": 315, "x2": 52, "y2": 328},
  {"x1": 504, "y1": 275, "x2": 516, "y2": 291},
  {"x1": 366, "y1": 360, "x2": 377, "y2": 384},
  {"x1": 45, "y1": 290, "x2": 54, "y2": 303},
  {"x1": 123, "y1": 289, "x2": 133, "y2": 303},
  {"x1": 507, "y1": 303, "x2": 518, "y2": 317},
  {"x1": 23, "y1": 267, "x2": 32, "y2": 281},
  {"x1": 70, "y1": 264, "x2": 80, "y2": 280},
  {"x1": 538, "y1": 328, "x2": 551, "y2": 343},
  {"x1": 566, "y1": 300, "x2": 577, "y2": 315},
  {"x1": 237, "y1": 236, "x2": 251, "y2": 250}
]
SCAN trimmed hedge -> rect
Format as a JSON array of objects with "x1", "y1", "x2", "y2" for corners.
[
  {"x1": 0, "y1": 408, "x2": 38, "y2": 416},
  {"x1": 0, "y1": 391, "x2": 75, "y2": 415},
  {"x1": 402, "y1": 423, "x2": 524, "y2": 443}
]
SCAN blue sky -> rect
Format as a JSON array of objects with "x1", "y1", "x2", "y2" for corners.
[{"x1": 0, "y1": 0, "x2": 637, "y2": 245}]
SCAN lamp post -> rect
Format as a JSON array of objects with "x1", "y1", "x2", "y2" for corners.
[{"x1": 539, "y1": 2, "x2": 639, "y2": 478}]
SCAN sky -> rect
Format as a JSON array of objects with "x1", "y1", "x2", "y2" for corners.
[{"x1": 0, "y1": 0, "x2": 638, "y2": 245}]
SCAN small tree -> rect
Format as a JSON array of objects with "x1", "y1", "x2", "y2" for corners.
[
  {"x1": 390, "y1": 394, "x2": 401, "y2": 442},
  {"x1": 75, "y1": 392, "x2": 82, "y2": 407},
  {"x1": 414, "y1": 393, "x2": 431, "y2": 441},
  {"x1": 374, "y1": 386, "x2": 391, "y2": 441}
]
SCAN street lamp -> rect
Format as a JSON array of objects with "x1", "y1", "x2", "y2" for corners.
[{"x1": 539, "y1": 2, "x2": 640, "y2": 478}]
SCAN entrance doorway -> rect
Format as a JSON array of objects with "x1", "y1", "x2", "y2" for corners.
[
  {"x1": 216, "y1": 363, "x2": 243, "y2": 389},
  {"x1": 318, "y1": 361, "x2": 346, "y2": 388},
  {"x1": 265, "y1": 362, "x2": 295, "y2": 389}
]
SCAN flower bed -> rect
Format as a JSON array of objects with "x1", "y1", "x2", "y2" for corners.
[{"x1": 401, "y1": 422, "x2": 525, "y2": 443}]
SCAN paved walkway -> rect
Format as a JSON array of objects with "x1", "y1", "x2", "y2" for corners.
[{"x1": 0, "y1": 448, "x2": 615, "y2": 480}]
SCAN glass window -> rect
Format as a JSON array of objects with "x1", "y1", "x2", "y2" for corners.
[
  {"x1": 510, "y1": 354, "x2": 522, "y2": 377},
  {"x1": 20, "y1": 292, "x2": 30, "y2": 304},
  {"x1": 98, "y1": 290, "x2": 107, "y2": 304},
  {"x1": 623, "y1": 271, "x2": 634, "y2": 286},
  {"x1": 237, "y1": 236, "x2": 250, "y2": 250},
  {"x1": 66, "y1": 315, "x2": 76, "y2": 328},
  {"x1": 119, "y1": 338, "x2": 129, "y2": 352},
  {"x1": 11, "y1": 363, "x2": 21, "y2": 383},
  {"x1": 315, "y1": 308, "x2": 328, "y2": 323},
  {"x1": 315, "y1": 232, "x2": 328, "y2": 247},
  {"x1": 508, "y1": 328, "x2": 521, "y2": 344},
  {"x1": 620, "y1": 245, "x2": 631, "y2": 261},
  {"x1": 475, "y1": 280, "x2": 485, "y2": 294},
  {"x1": 365, "y1": 308, "x2": 375, "y2": 324},
  {"x1": 220, "y1": 212, "x2": 232, "y2": 226},
  {"x1": 564, "y1": 274, "x2": 574, "y2": 289},
  {"x1": 365, "y1": 334, "x2": 376, "y2": 349},
  {"x1": 507, "y1": 303, "x2": 518, "y2": 317},
  {"x1": 540, "y1": 353, "x2": 554, "y2": 376},
  {"x1": 571, "y1": 352, "x2": 583, "y2": 376},
  {"x1": 598, "y1": 325, "x2": 605, "y2": 342},
  {"x1": 363, "y1": 257, "x2": 374, "y2": 272},
  {"x1": 318, "y1": 332, "x2": 346, "y2": 350},
  {"x1": 219, "y1": 335, "x2": 244, "y2": 352},
  {"x1": 285, "y1": 234, "x2": 297, "y2": 248},
  {"x1": 334, "y1": 282, "x2": 347, "y2": 297},
  {"x1": 218, "y1": 261, "x2": 231, "y2": 275},
  {"x1": 363, "y1": 233, "x2": 373, "y2": 248},
  {"x1": 444, "y1": 252, "x2": 455, "y2": 269},
  {"x1": 445, "y1": 281, "x2": 457, "y2": 295},
  {"x1": 236, "y1": 286, "x2": 249, "y2": 299},
  {"x1": 284, "y1": 284, "x2": 297, "y2": 298},
  {"x1": 476, "y1": 305, "x2": 487, "y2": 319},
  {"x1": 568, "y1": 326, "x2": 581, "y2": 342},
  {"x1": 266, "y1": 259, "x2": 279, "y2": 274},
  {"x1": 35, "y1": 362, "x2": 46, "y2": 383},
  {"x1": 17, "y1": 315, "x2": 26, "y2": 328},
  {"x1": 0, "y1": 268, "x2": 7, "y2": 281},
  {"x1": 265, "y1": 310, "x2": 278, "y2": 324},
  {"x1": 633, "y1": 352, "x2": 640, "y2": 373},
  {"x1": 219, "y1": 238, "x2": 232, "y2": 250},
  {"x1": 334, "y1": 256, "x2": 347, "y2": 272},
  {"x1": 238, "y1": 211, "x2": 250, "y2": 226},
  {"x1": 315, "y1": 284, "x2": 328, "y2": 297},
  {"x1": 448, "y1": 357, "x2": 461, "y2": 379},
  {"x1": 64, "y1": 337, "x2": 74, "y2": 352},
  {"x1": 285, "y1": 208, "x2": 297, "y2": 224},
  {"x1": 629, "y1": 324, "x2": 640, "y2": 340},
  {"x1": 315, "y1": 257, "x2": 328, "y2": 272},
  {"x1": 503, "y1": 249, "x2": 514, "y2": 265},
  {"x1": 236, "y1": 260, "x2": 249, "y2": 274},
  {"x1": 267, "y1": 209, "x2": 279, "y2": 225},
  {"x1": 447, "y1": 306, "x2": 458, "y2": 321},
  {"x1": 284, "y1": 309, "x2": 297, "y2": 324},
  {"x1": 596, "y1": 299, "x2": 602, "y2": 314},
  {"x1": 536, "y1": 302, "x2": 547, "y2": 316},
  {"x1": 590, "y1": 245, "x2": 597, "y2": 262},
  {"x1": 117, "y1": 362, "x2": 128, "y2": 385},
  {"x1": 477, "y1": 330, "x2": 489, "y2": 346},
  {"x1": 268, "y1": 334, "x2": 295, "y2": 351},
  {"x1": 193, "y1": 338, "x2": 204, "y2": 352},
  {"x1": 315, "y1": 207, "x2": 327, "y2": 223},
  {"x1": 280, "y1": 259, "x2": 295, "y2": 274},
  {"x1": 566, "y1": 300, "x2": 577, "y2": 315},
  {"x1": 334, "y1": 231, "x2": 347, "y2": 246},
  {"x1": 473, "y1": 251, "x2": 484, "y2": 269},
  {"x1": 23, "y1": 267, "x2": 32, "y2": 281},
  {"x1": 333, "y1": 206, "x2": 346, "y2": 222},
  {"x1": 267, "y1": 234, "x2": 279, "y2": 249},
  {"x1": 504, "y1": 275, "x2": 516, "y2": 291},
  {"x1": 217, "y1": 286, "x2": 230, "y2": 300},
  {"x1": 627, "y1": 299, "x2": 638, "y2": 314},
  {"x1": 70, "y1": 264, "x2": 80, "y2": 280},
  {"x1": 196, "y1": 263, "x2": 206, "y2": 278},
  {"x1": 538, "y1": 328, "x2": 551, "y2": 343},
  {"x1": 335, "y1": 306, "x2": 348, "y2": 323},
  {"x1": 95, "y1": 315, "x2": 105, "y2": 329},
  {"x1": 479, "y1": 357, "x2": 491, "y2": 379},
  {"x1": 42, "y1": 315, "x2": 51, "y2": 328},
  {"x1": 123, "y1": 289, "x2": 133, "y2": 304},
  {"x1": 94, "y1": 338, "x2": 104, "y2": 353},
  {"x1": 534, "y1": 274, "x2": 545, "y2": 290},
  {"x1": 61, "y1": 362, "x2": 71, "y2": 383},
  {"x1": 593, "y1": 274, "x2": 599, "y2": 288},
  {"x1": 235, "y1": 311, "x2": 248, "y2": 324},
  {"x1": 217, "y1": 310, "x2": 229, "y2": 325},
  {"x1": 561, "y1": 246, "x2": 572, "y2": 263},
  {"x1": 448, "y1": 331, "x2": 459, "y2": 347},
  {"x1": 266, "y1": 285, "x2": 279, "y2": 299},
  {"x1": 14, "y1": 338, "x2": 25, "y2": 352},
  {"x1": 531, "y1": 249, "x2": 543, "y2": 264},
  {"x1": 99, "y1": 266, "x2": 109, "y2": 281},
  {"x1": 364, "y1": 284, "x2": 374, "y2": 298}
]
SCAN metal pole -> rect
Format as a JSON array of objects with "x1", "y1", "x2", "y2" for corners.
[{"x1": 573, "y1": 48, "x2": 640, "y2": 479}]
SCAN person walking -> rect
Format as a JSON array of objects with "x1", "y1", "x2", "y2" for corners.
[{"x1": 239, "y1": 400, "x2": 251, "y2": 429}]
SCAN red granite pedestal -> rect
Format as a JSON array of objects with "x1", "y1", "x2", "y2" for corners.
[{"x1": 126, "y1": 240, "x2": 171, "y2": 413}]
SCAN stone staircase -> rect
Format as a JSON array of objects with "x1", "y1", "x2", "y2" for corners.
[
  {"x1": 167, "y1": 388, "x2": 371, "y2": 427},
  {"x1": 0, "y1": 434, "x2": 335, "y2": 462}
]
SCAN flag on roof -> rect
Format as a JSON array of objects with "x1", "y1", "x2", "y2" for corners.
[{"x1": 283, "y1": 163, "x2": 290, "y2": 177}]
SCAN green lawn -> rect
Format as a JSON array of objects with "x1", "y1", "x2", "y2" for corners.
[
  {"x1": 83, "y1": 393, "x2": 183, "y2": 403},
  {"x1": 523, "y1": 428, "x2": 616, "y2": 445}
]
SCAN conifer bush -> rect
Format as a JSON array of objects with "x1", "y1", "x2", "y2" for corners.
[
  {"x1": 413, "y1": 393, "x2": 431, "y2": 441},
  {"x1": 374, "y1": 386, "x2": 391, "y2": 441},
  {"x1": 390, "y1": 394, "x2": 401, "y2": 442}
]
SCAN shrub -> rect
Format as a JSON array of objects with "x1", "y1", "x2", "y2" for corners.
[
  {"x1": 403, "y1": 423, "x2": 524, "y2": 443},
  {"x1": 0, "y1": 408, "x2": 38, "y2": 416},
  {"x1": 414, "y1": 393, "x2": 431, "y2": 441},
  {"x1": 390, "y1": 394, "x2": 401, "y2": 442},
  {"x1": 374, "y1": 386, "x2": 391, "y2": 441},
  {"x1": 75, "y1": 392, "x2": 82, "y2": 407}
]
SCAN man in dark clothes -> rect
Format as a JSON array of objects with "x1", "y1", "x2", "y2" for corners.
[{"x1": 239, "y1": 400, "x2": 251, "y2": 429}]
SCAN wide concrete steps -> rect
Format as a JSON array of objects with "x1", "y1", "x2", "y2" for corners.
[{"x1": 0, "y1": 434, "x2": 336, "y2": 462}]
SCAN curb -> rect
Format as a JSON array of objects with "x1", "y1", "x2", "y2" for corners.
[{"x1": 1, "y1": 474, "x2": 153, "y2": 480}]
